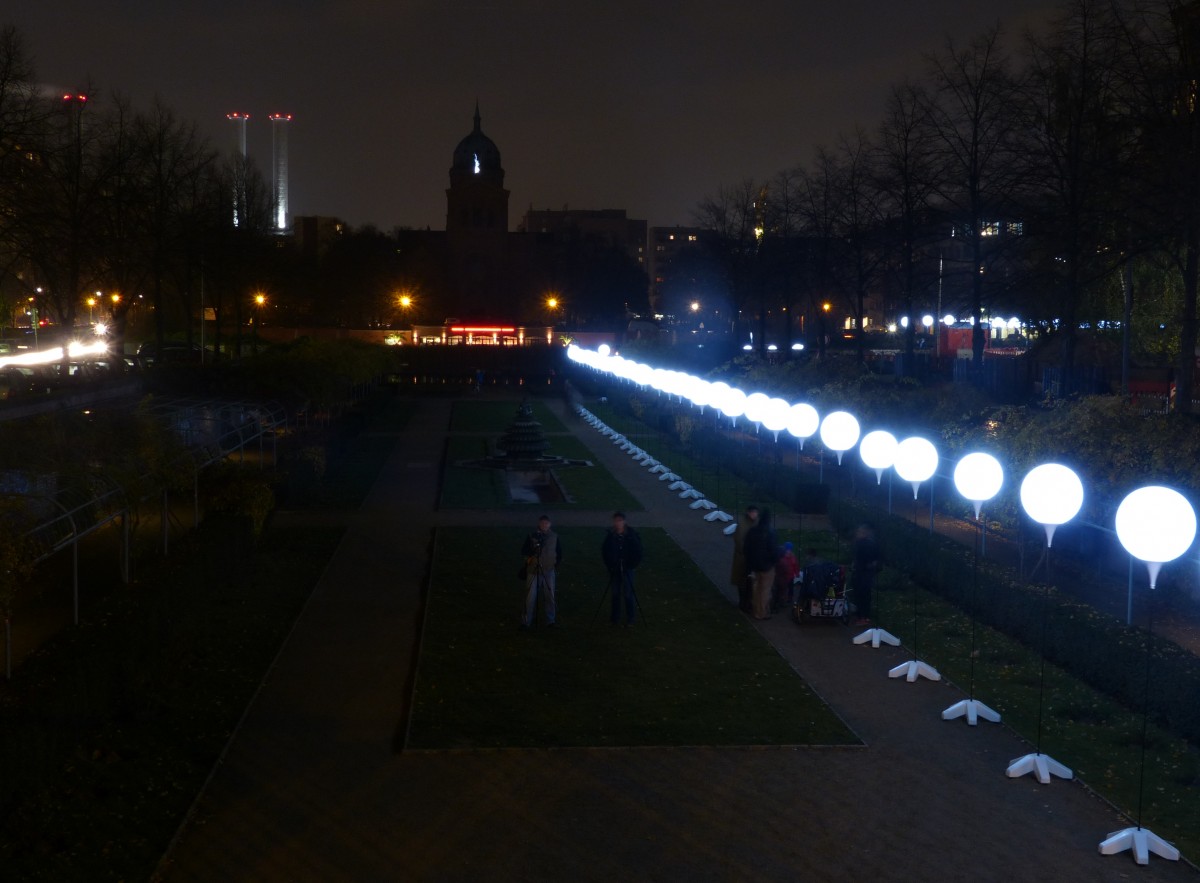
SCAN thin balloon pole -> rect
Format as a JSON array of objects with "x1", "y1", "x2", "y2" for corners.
[{"x1": 1135, "y1": 581, "x2": 1154, "y2": 829}]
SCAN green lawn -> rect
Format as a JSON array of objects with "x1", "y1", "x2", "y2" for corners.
[
  {"x1": 407, "y1": 526, "x2": 858, "y2": 749},
  {"x1": 439, "y1": 435, "x2": 642, "y2": 511}
]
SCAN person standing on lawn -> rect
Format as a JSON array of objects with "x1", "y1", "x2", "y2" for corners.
[
  {"x1": 729, "y1": 505, "x2": 759, "y2": 612},
  {"x1": 745, "y1": 508, "x2": 780, "y2": 620},
  {"x1": 521, "y1": 515, "x2": 561, "y2": 627},
  {"x1": 601, "y1": 511, "x2": 643, "y2": 625}
]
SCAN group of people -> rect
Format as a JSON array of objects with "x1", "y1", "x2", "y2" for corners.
[
  {"x1": 730, "y1": 504, "x2": 880, "y2": 625},
  {"x1": 519, "y1": 511, "x2": 643, "y2": 628},
  {"x1": 518, "y1": 503, "x2": 881, "y2": 630}
]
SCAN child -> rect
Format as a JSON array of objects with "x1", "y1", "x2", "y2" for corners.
[{"x1": 774, "y1": 542, "x2": 800, "y2": 611}]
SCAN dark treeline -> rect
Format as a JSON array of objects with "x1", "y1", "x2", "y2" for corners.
[
  {"x1": 0, "y1": 26, "x2": 293, "y2": 360},
  {"x1": 684, "y1": 0, "x2": 1200, "y2": 412}
]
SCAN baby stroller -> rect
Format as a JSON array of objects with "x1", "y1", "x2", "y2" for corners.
[{"x1": 792, "y1": 561, "x2": 850, "y2": 625}]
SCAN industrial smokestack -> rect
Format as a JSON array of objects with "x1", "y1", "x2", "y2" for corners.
[
  {"x1": 226, "y1": 112, "x2": 249, "y2": 227},
  {"x1": 269, "y1": 113, "x2": 292, "y2": 233}
]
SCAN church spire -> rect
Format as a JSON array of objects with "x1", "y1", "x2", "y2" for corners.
[{"x1": 473, "y1": 100, "x2": 481, "y2": 133}]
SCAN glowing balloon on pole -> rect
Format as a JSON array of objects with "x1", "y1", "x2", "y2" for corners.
[
  {"x1": 785, "y1": 403, "x2": 819, "y2": 449},
  {"x1": 859, "y1": 430, "x2": 898, "y2": 484},
  {"x1": 818, "y1": 411, "x2": 860, "y2": 465},
  {"x1": 894, "y1": 437, "x2": 938, "y2": 499},
  {"x1": 952, "y1": 453, "x2": 1004, "y2": 520}
]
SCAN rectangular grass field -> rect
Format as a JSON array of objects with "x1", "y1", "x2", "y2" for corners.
[{"x1": 407, "y1": 525, "x2": 858, "y2": 749}]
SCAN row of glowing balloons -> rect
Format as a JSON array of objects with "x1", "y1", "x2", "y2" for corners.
[{"x1": 566, "y1": 344, "x2": 1198, "y2": 584}]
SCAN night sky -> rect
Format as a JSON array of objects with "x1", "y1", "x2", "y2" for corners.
[{"x1": 11, "y1": 1, "x2": 1055, "y2": 231}]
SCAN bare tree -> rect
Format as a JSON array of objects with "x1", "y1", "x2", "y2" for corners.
[
  {"x1": 693, "y1": 178, "x2": 763, "y2": 347},
  {"x1": 875, "y1": 80, "x2": 939, "y2": 373},
  {"x1": 1018, "y1": 0, "x2": 1131, "y2": 393},
  {"x1": 925, "y1": 24, "x2": 1023, "y2": 373}
]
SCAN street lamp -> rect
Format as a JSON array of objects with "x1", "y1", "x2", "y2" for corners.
[
  {"x1": 88, "y1": 293, "x2": 98, "y2": 324},
  {"x1": 1007, "y1": 463, "x2": 1083, "y2": 784},
  {"x1": 1100, "y1": 486, "x2": 1196, "y2": 866}
]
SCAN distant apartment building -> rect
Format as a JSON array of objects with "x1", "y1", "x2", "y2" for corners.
[{"x1": 646, "y1": 226, "x2": 709, "y2": 311}]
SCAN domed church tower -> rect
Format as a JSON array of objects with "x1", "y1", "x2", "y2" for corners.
[
  {"x1": 446, "y1": 103, "x2": 509, "y2": 237},
  {"x1": 444, "y1": 104, "x2": 512, "y2": 315}
]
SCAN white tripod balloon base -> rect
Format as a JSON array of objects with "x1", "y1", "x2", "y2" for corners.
[
  {"x1": 1006, "y1": 752, "x2": 1073, "y2": 784},
  {"x1": 941, "y1": 698, "x2": 1000, "y2": 725},
  {"x1": 888, "y1": 660, "x2": 940, "y2": 682},
  {"x1": 853, "y1": 628, "x2": 901, "y2": 648},
  {"x1": 1099, "y1": 827, "x2": 1179, "y2": 865}
]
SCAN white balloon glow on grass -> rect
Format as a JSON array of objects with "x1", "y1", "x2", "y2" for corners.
[
  {"x1": 953, "y1": 452, "x2": 1005, "y2": 519},
  {"x1": 895, "y1": 436, "x2": 939, "y2": 499},
  {"x1": 819, "y1": 411, "x2": 861, "y2": 464},
  {"x1": 859, "y1": 430, "x2": 899, "y2": 484}
]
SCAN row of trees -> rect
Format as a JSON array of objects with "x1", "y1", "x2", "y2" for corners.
[
  {"x1": 0, "y1": 27, "x2": 293, "y2": 357},
  {"x1": 687, "y1": 0, "x2": 1200, "y2": 409}
]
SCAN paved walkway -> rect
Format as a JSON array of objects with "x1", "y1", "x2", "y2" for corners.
[{"x1": 157, "y1": 394, "x2": 1198, "y2": 882}]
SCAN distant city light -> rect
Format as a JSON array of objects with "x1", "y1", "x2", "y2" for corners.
[{"x1": 791, "y1": 342, "x2": 804, "y2": 351}]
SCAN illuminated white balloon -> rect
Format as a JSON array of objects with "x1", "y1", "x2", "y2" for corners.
[
  {"x1": 819, "y1": 411, "x2": 860, "y2": 465},
  {"x1": 762, "y1": 397, "x2": 790, "y2": 437},
  {"x1": 953, "y1": 452, "x2": 1004, "y2": 519},
  {"x1": 786, "y1": 403, "x2": 819, "y2": 448},
  {"x1": 859, "y1": 430, "x2": 898, "y2": 484},
  {"x1": 895, "y1": 437, "x2": 938, "y2": 499},
  {"x1": 744, "y1": 392, "x2": 771, "y2": 425},
  {"x1": 1020, "y1": 464, "x2": 1083, "y2": 547},
  {"x1": 1115, "y1": 486, "x2": 1197, "y2": 588}
]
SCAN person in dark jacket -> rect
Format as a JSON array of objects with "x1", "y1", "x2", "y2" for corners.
[
  {"x1": 601, "y1": 511, "x2": 643, "y2": 625},
  {"x1": 729, "y1": 505, "x2": 759, "y2": 612},
  {"x1": 744, "y1": 507, "x2": 780, "y2": 619}
]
